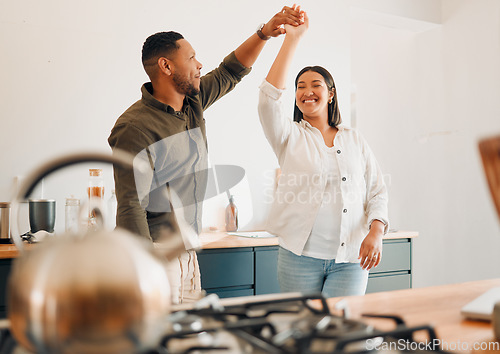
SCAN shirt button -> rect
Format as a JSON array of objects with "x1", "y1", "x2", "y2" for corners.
[
  {"x1": 343, "y1": 208, "x2": 347, "y2": 213},
  {"x1": 341, "y1": 242, "x2": 345, "y2": 246},
  {"x1": 337, "y1": 150, "x2": 341, "y2": 154},
  {"x1": 342, "y1": 177, "x2": 346, "y2": 181}
]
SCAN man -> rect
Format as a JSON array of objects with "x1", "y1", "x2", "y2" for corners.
[{"x1": 108, "y1": 6, "x2": 304, "y2": 303}]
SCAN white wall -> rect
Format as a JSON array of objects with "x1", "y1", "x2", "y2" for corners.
[
  {"x1": 352, "y1": 0, "x2": 442, "y2": 24},
  {"x1": 352, "y1": 0, "x2": 500, "y2": 288},
  {"x1": 0, "y1": 0, "x2": 350, "y2": 233}
]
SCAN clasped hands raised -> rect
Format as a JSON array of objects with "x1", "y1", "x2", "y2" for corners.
[{"x1": 262, "y1": 4, "x2": 308, "y2": 39}]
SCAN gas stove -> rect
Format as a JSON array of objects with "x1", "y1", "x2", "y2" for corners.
[
  {"x1": 0, "y1": 293, "x2": 451, "y2": 353},
  {"x1": 158, "y1": 293, "x2": 451, "y2": 354}
]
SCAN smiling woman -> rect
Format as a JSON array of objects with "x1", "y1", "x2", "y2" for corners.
[
  {"x1": 294, "y1": 68, "x2": 338, "y2": 147},
  {"x1": 258, "y1": 7, "x2": 389, "y2": 299}
]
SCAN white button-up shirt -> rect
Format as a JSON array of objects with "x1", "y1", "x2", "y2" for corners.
[{"x1": 258, "y1": 80, "x2": 389, "y2": 263}]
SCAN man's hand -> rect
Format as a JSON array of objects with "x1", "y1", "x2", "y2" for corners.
[{"x1": 262, "y1": 4, "x2": 304, "y2": 38}]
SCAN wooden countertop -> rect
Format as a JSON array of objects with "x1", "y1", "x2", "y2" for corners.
[
  {"x1": 199, "y1": 230, "x2": 418, "y2": 249},
  {"x1": 0, "y1": 244, "x2": 22, "y2": 259},
  {"x1": 0, "y1": 230, "x2": 418, "y2": 259},
  {"x1": 326, "y1": 278, "x2": 500, "y2": 353}
]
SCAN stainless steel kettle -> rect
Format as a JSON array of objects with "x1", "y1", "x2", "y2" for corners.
[{"x1": 7, "y1": 151, "x2": 185, "y2": 354}]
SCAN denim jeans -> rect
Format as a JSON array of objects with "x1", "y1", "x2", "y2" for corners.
[{"x1": 278, "y1": 246, "x2": 368, "y2": 298}]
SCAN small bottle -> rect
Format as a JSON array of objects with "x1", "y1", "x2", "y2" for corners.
[
  {"x1": 88, "y1": 169, "x2": 104, "y2": 226},
  {"x1": 225, "y1": 195, "x2": 238, "y2": 232},
  {"x1": 65, "y1": 196, "x2": 80, "y2": 234},
  {"x1": 88, "y1": 169, "x2": 104, "y2": 199}
]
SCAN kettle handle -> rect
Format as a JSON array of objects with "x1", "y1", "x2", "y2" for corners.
[{"x1": 10, "y1": 149, "x2": 142, "y2": 253}]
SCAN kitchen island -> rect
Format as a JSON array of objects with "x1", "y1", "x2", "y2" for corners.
[{"x1": 0, "y1": 230, "x2": 417, "y2": 316}]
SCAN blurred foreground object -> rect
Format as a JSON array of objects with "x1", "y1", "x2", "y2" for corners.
[
  {"x1": 7, "y1": 151, "x2": 182, "y2": 353},
  {"x1": 479, "y1": 135, "x2": 500, "y2": 341},
  {"x1": 479, "y1": 135, "x2": 500, "y2": 219},
  {"x1": 8, "y1": 229, "x2": 171, "y2": 353}
]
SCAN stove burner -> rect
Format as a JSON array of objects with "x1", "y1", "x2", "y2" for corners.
[{"x1": 158, "y1": 293, "x2": 451, "y2": 354}]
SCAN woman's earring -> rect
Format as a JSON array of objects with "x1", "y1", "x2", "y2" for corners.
[{"x1": 328, "y1": 99, "x2": 332, "y2": 104}]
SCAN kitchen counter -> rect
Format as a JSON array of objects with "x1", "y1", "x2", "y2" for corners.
[
  {"x1": 199, "y1": 229, "x2": 418, "y2": 249},
  {"x1": 0, "y1": 230, "x2": 418, "y2": 259},
  {"x1": 0, "y1": 244, "x2": 21, "y2": 259},
  {"x1": 326, "y1": 278, "x2": 500, "y2": 353}
]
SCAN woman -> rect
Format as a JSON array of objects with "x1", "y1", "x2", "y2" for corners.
[{"x1": 258, "y1": 7, "x2": 389, "y2": 297}]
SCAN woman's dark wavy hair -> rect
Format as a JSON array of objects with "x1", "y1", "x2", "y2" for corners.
[{"x1": 293, "y1": 66, "x2": 342, "y2": 127}]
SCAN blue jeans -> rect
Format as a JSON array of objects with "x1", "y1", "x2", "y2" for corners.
[{"x1": 277, "y1": 247, "x2": 368, "y2": 298}]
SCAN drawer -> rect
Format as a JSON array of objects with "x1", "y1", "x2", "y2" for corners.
[
  {"x1": 367, "y1": 272, "x2": 411, "y2": 293},
  {"x1": 197, "y1": 249, "x2": 254, "y2": 289},
  {"x1": 371, "y1": 240, "x2": 411, "y2": 274}
]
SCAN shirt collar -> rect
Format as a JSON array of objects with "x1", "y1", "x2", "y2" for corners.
[
  {"x1": 141, "y1": 82, "x2": 177, "y2": 114},
  {"x1": 299, "y1": 119, "x2": 350, "y2": 132}
]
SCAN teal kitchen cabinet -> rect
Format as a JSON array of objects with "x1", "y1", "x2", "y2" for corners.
[
  {"x1": 197, "y1": 247, "x2": 255, "y2": 298},
  {"x1": 197, "y1": 246, "x2": 280, "y2": 298},
  {"x1": 198, "y1": 238, "x2": 413, "y2": 297},
  {"x1": 366, "y1": 238, "x2": 412, "y2": 293},
  {"x1": 0, "y1": 259, "x2": 12, "y2": 318},
  {"x1": 255, "y1": 247, "x2": 280, "y2": 295}
]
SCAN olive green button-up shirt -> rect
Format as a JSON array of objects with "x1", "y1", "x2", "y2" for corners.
[{"x1": 108, "y1": 51, "x2": 251, "y2": 241}]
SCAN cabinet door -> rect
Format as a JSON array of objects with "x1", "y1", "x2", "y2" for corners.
[
  {"x1": 367, "y1": 272, "x2": 411, "y2": 293},
  {"x1": 255, "y1": 247, "x2": 280, "y2": 295},
  {"x1": 197, "y1": 248, "x2": 254, "y2": 289},
  {"x1": 371, "y1": 240, "x2": 411, "y2": 275},
  {"x1": 0, "y1": 259, "x2": 12, "y2": 318}
]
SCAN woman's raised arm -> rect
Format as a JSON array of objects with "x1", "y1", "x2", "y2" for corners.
[{"x1": 265, "y1": 6, "x2": 308, "y2": 89}]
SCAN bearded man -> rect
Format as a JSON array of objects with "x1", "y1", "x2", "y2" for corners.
[{"x1": 108, "y1": 6, "x2": 303, "y2": 304}]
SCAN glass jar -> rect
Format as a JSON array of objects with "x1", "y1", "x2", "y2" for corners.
[
  {"x1": 65, "y1": 196, "x2": 80, "y2": 234},
  {"x1": 107, "y1": 189, "x2": 117, "y2": 230}
]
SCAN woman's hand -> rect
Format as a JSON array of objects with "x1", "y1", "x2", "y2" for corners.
[
  {"x1": 264, "y1": 5, "x2": 307, "y2": 89},
  {"x1": 358, "y1": 220, "x2": 385, "y2": 270},
  {"x1": 284, "y1": 5, "x2": 308, "y2": 39},
  {"x1": 262, "y1": 5, "x2": 304, "y2": 38}
]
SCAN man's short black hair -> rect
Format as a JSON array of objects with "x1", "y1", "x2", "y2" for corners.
[{"x1": 141, "y1": 31, "x2": 184, "y2": 66}]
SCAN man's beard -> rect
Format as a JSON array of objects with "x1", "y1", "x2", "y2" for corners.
[{"x1": 173, "y1": 72, "x2": 200, "y2": 97}]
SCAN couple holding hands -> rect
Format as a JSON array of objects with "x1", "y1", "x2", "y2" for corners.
[{"x1": 109, "y1": 4, "x2": 388, "y2": 303}]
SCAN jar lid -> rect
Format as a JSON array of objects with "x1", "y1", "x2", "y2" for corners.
[
  {"x1": 89, "y1": 168, "x2": 102, "y2": 177},
  {"x1": 65, "y1": 197, "x2": 80, "y2": 206},
  {"x1": 0, "y1": 202, "x2": 10, "y2": 208}
]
